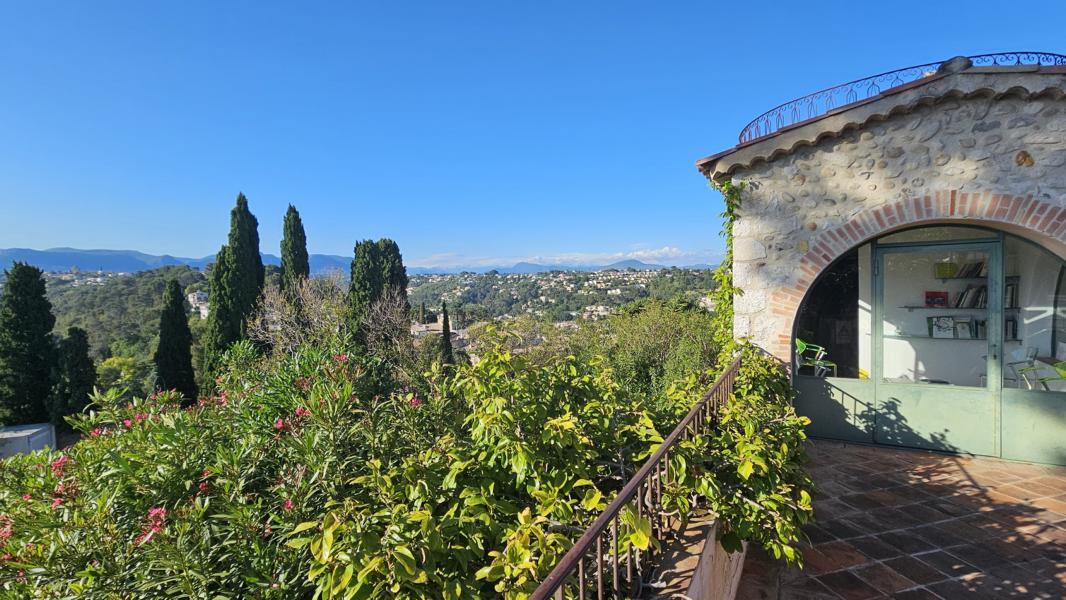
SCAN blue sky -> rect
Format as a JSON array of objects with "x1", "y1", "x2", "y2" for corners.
[{"x1": 2, "y1": 3, "x2": 1064, "y2": 268}]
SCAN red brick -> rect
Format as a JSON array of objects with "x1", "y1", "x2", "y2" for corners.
[{"x1": 1039, "y1": 206, "x2": 1061, "y2": 232}]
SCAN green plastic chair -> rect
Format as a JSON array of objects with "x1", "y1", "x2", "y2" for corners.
[
  {"x1": 795, "y1": 338, "x2": 837, "y2": 378},
  {"x1": 1017, "y1": 360, "x2": 1066, "y2": 391}
]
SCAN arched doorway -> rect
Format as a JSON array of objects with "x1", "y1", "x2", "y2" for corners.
[{"x1": 793, "y1": 224, "x2": 1066, "y2": 465}]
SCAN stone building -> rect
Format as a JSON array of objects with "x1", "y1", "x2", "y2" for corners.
[{"x1": 697, "y1": 54, "x2": 1066, "y2": 465}]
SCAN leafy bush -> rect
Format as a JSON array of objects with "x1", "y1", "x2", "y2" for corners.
[{"x1": 0, "y1": 331, "x2": 811, "y2": 598}]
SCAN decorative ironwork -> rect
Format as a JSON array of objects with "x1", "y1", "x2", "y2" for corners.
[
  {"x1": 738, "y1": 52, "x2": 1066, "y2": 144},
  {"x1": 529, "y1": 357, "x2": 742, "y2": 600}
]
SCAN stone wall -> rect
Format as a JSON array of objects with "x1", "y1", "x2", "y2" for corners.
[{"x1": 723, "y1": 86, "x2": 1066, "y2": 360}]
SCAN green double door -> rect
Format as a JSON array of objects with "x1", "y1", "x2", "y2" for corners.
[{"x1": 872, "y1": 239, "x2": 1002, "y2": 457}]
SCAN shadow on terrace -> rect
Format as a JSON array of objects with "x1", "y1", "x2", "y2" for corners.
[{"x1": 738, "y1": 388, "x2": 1066, "y2": 599}]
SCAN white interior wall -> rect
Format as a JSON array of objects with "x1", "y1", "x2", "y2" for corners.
[{"x1": 879, "y1": 249, "x2": 989, "y2": 386}]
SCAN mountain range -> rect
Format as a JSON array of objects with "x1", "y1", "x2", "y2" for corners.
[{"x1": 0, "y1": 248, "x2": 713, "y2": 275}]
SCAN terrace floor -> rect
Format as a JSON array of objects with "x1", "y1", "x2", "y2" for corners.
[{"x1": 737, "y1": 440, "x2": 1066, "y2": 599}]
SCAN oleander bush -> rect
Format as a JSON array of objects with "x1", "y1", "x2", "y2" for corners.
[{"x1": 0, "y1": 330, "x2": 811, "y2": 599}]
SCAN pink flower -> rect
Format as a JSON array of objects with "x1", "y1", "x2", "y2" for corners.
[
  {"x1": 56, "y1": 483, "x2": 65, "y2": 494},
  {"x1": 282, "y1": 499, "x2": 294, "y2": 511},
  {"x1": 332, "y1": 353, "x2": 349, "y2": 364},
  {"x1": 294, "y1": 406, "x2": 311, "y2": 418},
  {"x1": 21, "y1": 494, "x2": 31, "y2": 502},
  {"x1": 51, "y1": 498, "x2": 62, "y2": 509},
  {"x1": 274, "y1": 418, "x2": 285, "y2": 431},
  {"x1": 197, "y1": 481, "x2": 209, "y2": 495},
  {"x1": 50, "y1": 455, "x2": 70, "y2": 478},
  {"x1": 1, "y1": 553, "x2": 10, "y2": 561},
  {"x1": 0, "y1": 515, "x2": 12, "y2": 547},
  {"x1": 135, "y1": 507, "x2": 167, "y2": 546},
  {"x1": 123, "y1": 419, "x2": 133, "y2": 428},
  {"x1": 134, "y1": 413, "x2": 147, "y2": 423},
  {"x1": 409, "y1": 397, "x2": 423, "y2": 407},
  {"x1": 201, "y1": 469, "x2": 211, "y2": 478},
  {"x1": 89, "y1": 428, "x2": 102, "y2": 438}
]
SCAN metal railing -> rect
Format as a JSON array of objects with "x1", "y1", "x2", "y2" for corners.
[
  {"x1": 529, "y1": 356, "x2": 742, "y2": 600},
  {"x1": 738, "y1": 52, "x2": 1066, "y2": 144}
]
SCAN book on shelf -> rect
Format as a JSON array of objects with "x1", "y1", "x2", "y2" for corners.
[
  {"x1": 924, "y1": 291, "x2": 949, "y2": 307},
  {"x1": 953, "y1": 284, "x2": 987, "y2": 308},
  {"x1": 1004, "y1": 282, "x2": 1018, "y2": 308},
  {"x1": 954, "y1": 316, "x2": 974, "y2": 339},
  {"x1": 928, "y1": 316, "x2": 957, "y2": 339},
  {"x1": 934, "y1": 262, "x2": 958, "y2": 279},
  {"x1": 952, "y1": 261, "x2": 986, "y2": 278}
]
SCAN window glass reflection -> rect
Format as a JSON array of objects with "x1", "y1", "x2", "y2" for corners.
[
  {"x1": 1002, "y1": 238, "x2": 1066, "y2": 391},
  {"x1": 881, "y1": 248, "x2": 990, "y2": 387}
]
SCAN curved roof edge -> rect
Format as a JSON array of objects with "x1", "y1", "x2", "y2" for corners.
[{"x1": 696, "y1": 65, "x2": 1066, "y2": 181}]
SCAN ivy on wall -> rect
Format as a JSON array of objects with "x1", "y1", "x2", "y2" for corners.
[{"x1": 708, "y1": 180, "x2": 744, "y2": 368}]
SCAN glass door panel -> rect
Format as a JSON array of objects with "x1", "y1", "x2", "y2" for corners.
[
  {"x1": 881, "y1": 248, "x2": 991, "y2": 387},
  {"x1": 874, "y1": 240, "x2": 1000, "y2": 457}
]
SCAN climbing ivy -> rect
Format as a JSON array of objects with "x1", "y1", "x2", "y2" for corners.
[{"x1": 708, "y1": 180, "x2": 744, "y2": 368}]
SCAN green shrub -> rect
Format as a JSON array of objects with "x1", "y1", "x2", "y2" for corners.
[{"x1": 0, "y1": 334, "x2": 811, "y2": 598}]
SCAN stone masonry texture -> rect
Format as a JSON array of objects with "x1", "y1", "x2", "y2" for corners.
[{"x1": 698, "y1": 66, "x2": 1066, "y2": 361}]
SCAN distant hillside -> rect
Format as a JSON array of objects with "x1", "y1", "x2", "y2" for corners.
[
  {"x1": 0, "y1": 247, "x2": 351, "y2": 276},
  {"x1": 48, "y1": 265, "x2": 207, "y2": 360},
  {"x1": 1, "y1": 248, "x2": 694, "y2": 275}
]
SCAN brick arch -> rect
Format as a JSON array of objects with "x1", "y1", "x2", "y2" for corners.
[{"x1": 766, "y1": 189, "x2": 1066, "y2": 360}]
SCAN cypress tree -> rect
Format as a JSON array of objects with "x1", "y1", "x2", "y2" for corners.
[
  {"x1": 280, "y1": 204, "x2": 310, "y2": 295},
  {"x1": 347, "y1": 240, "x2": 383, "y2": 342},
  {"x1": 0, "y1": 262, "x2": 56, "y2": 425},
  {"x1": 419, "y1": 302, "x2": 426, "y2": 324},
  {"x1": 440, "y1": 301, "x2": 453, "y2": 366},
  {"x1": 204, "y1": 194, "x2": 264, "y2": 378},
  {"x1": 154, "y1": 280, "x2": 197, "y2": 400},
  {"x1": 53, "y1": 327, "x2": 96, "y2": 425},
  {"x1": 377, "y1": 238, "x2": 409, "y2": 307},
  {"x1": 226, "y1": 193, "x2": 265, "y2": 328},
  {"x1": 203, "y1": 246, "x2": 232, "y2": 381}
]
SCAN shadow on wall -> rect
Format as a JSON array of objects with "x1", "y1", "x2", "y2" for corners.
[
  {"x1": 798, "y1": 375, "x2": 1066, "y2": 467},
  {"x1": 797, "y1": 378, "x2": 958, "y2": 453}
]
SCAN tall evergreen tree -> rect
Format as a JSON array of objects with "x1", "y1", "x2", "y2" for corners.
[
  {"x1": 377, "y1": 238, "x2": 409, "y2": 306},
  {"x1": 347, "y1": 240, "x2": 383, "y2": 342},
  {"x1": 203, "y1": 246, "x2": 232, "y2": 383},
  {"x1": 154, "y1": 280, "x2": 197, "y2": 400},
  {"x1": 440, "y1": 301, "x2": 453, "y2": 366},
  {"x1": 280, "y1": 204, "x2": 310, "y2": 295},
  {"x1": 419, "y1": 302, "x2": 426, "y2": 324},
  {"x1": 204, "y1": 194, "x2": 264, "y2": 379},
  {"x1": 0, "y1": 262, "x2": 56, "y2": 425},
  {"x1": 53, "y1": 327, "x2": 95, "y2": 425}
]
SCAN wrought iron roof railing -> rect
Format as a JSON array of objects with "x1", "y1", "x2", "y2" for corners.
[
  {"x1": 529, "y1": 356, "x2": 742, "y2": 600},
  {"x1": 738, "y1": 52, "x2": 1066, "y2": 144}
]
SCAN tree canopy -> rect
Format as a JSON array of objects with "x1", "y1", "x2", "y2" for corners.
[
  {"x1": 0, "y1": 262, "x2": 56, "y2": 425},
  {"x1": 280, "y1": 204, "x2": 310, "y2": 295},
  {"x1": 154, "y1": 280, "x2": 197, "y2": 401}
]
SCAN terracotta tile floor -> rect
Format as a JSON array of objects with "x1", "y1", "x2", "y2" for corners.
[{"x1": 737, "y1": 440, "x2": 1066, "y2": 599}]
